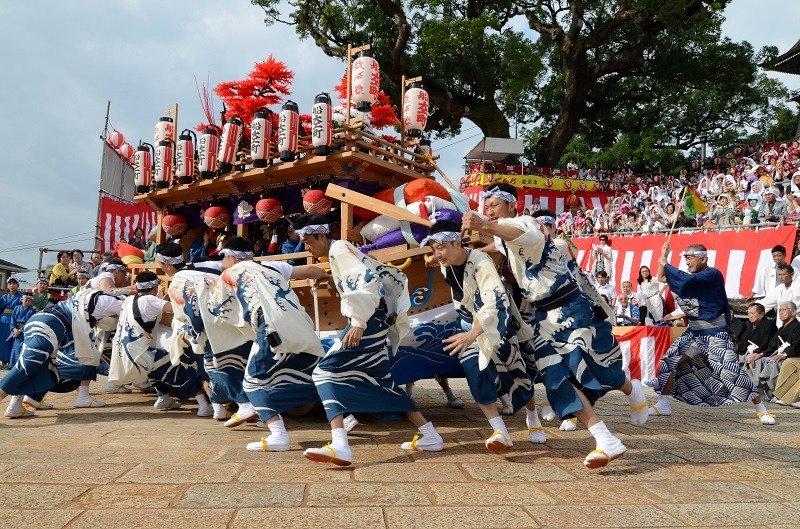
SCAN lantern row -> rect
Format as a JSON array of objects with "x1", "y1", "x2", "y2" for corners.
[{"x1": 107, "y1": 52, "x2": 430, "y2": 194}]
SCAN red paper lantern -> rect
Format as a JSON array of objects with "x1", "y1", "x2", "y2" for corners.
[
  {"x1": 255, "y1": 198, "x2": 284, "y2": 223},
  {"x1": 303, "y1": 189, "x2": 332, "y2": 214},
  {"x1": 162, "y1": 214, "x2": 188, "y2": 236},
  {"x1": 107, "y1": 130, "x2": 125, "y2": 149},
  {"x1": 203, "y1": 206, "x2": 231, "y2": 229},
  {"x1": 117, "y1": 143, "x2": 135, "y2": 164}
]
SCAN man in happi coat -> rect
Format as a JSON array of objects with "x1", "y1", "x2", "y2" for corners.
[
  {"x1": 651, "y1": 243, "x2": 776, "y2": 425},
  {"x1": 423, "y1": 220, "x2": 545, "y2": 452},
  {"x1": 108, "y1": 271, "x2": 211, "y2": 415},
  {"x1": 532, "y1": 208, "x2": 619, "y2": 431},
  {"x1": 0, "y1": 287, "x2": 124, "y2": 417},
  {"x1": 208, "y1": 236, "x2": 336, "y2": 453},
  {"x1": 462, "y1": 183, "x2": 648, "y2": 469},
  {"x1": 157, "y1": 242, "x2": 249, "y2": 422},
  {"x1": 296, "y1": 214, "x2": 445, "y2": 466}
]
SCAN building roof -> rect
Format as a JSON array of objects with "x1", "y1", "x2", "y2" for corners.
[
  {"x1": 0, "y1": 258, "x2": 28, "y2": 273},
  {"x1": 764, "y1": 37, "x2": 800, "y2": 75},
  {"x1": 464, "y1": 137, "x2": 525, "y2": 162}
]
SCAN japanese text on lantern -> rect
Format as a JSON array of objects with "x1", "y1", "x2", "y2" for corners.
[
  {"x1": 311, "y1": 105, "x2": 324, "y2": 139},
  {"x1": 278, "y1": 113, "x2": 288, "y2": 146},
  {"x1": 252, "y1": 120, "x2": 263, "y2": 156}
]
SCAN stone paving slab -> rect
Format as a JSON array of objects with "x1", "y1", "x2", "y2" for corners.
[{"x1": 0, "y1": 379, "x2": 798, "y2": 528}]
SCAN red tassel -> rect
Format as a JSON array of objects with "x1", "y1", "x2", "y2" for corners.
[{"x1": 267, "y1": 233, "x2": 279, "y2": 254}]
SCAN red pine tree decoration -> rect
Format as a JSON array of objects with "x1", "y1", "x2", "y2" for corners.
[
  {"x1": 334, "y1": 72, "x2": 399, "y2": 129},
  {"x1": 213, "y1": 56, "x2": 294, "y2": 137}
]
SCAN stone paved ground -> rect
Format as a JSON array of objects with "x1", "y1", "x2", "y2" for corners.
[{"x1": 1, "y1": 378, "x2": 799, "y2": 529}]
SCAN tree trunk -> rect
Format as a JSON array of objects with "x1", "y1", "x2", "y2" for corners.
[{"x1": 538, "y1": 55, "x2": 590, "y2": 167}]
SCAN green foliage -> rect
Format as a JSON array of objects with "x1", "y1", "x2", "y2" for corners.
[{"x1": 252, "y1": 0, "x2": 791, "y2": 168}]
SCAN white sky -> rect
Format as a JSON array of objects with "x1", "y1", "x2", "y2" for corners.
[{"x1": 0, "y1": 0, "x2": 798, "y2": 282}]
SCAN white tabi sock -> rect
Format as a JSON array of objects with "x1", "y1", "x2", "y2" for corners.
[
  {"x1": 7, "y1": 395, "x2": 24, "y2": 411},
  {"x1": 754, "y1": 402, "x2": 768, "y2": 413},
  {"x1": 539, "y1": 403, "x2": 556, "y2": 422},
  {"x1": 588, "y1": 421, "x2": 623, "y2": 452},
  {"x1": 525, "y1": 407, "x2": 541, "y2": 427},
  {"x1": 331, "y1": 427, "x2": 349, "y2": 451},
  {"x1": 236, "y1": 401, "x2": 256, "y2": 417},
  {"x1": 488, "y1": 416, "x2": 509, "y2": 438},
  {"x1": 77, "y1": 385, "x2": 90, "y2": 398},
  {"x1": 267, "y1": 418, "x2": 290, "y2": 446},
  {"x1": 525, "y1": 407, "x2": 546, "y2": 443}
]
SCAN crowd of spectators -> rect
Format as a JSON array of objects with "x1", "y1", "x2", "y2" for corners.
[{"x1": 519, "y1": 140, "x2": 800, "y2": 236}]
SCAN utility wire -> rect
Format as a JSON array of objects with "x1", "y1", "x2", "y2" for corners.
[{"x1": 0, "y1": 232, "x2": 96, "y2": 253}]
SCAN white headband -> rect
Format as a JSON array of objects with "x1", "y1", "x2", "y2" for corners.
[
  {"x1": 135, "y1": 279, "x2": 160, "y2": 291},
  {"x1": 480, "y1": 188, "x2": 516, "y2": 203},
  {"x1": 537, "y1": 215, "x2": 555, "y2": 226},
  {"x1": 219, "y1": 249, "x2": 254, "y2": 260},
  {"x1": 682, "y1": 250, "x2": 707, "y2": 258},
  {"x1": 420, "y1": 231, "x2": 460, "y2": 246},
  {"x1": 105, "y1": 264, "x2": 127, "y2": 272},
  {"x1": 155, "y1": 253, "x2": 184, "y2": 265},
  {"x1": 296, "y1": 224, "x2": 330, "y2": 237}
]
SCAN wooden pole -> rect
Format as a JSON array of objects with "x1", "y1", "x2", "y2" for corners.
[
  {"x1": 400, "y1": 75, "x2": 406, "y2": 148},
  {"x1": 345, "y1": 44, "x2": 352, "y2": 128}
]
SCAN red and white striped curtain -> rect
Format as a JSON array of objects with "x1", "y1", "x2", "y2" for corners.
[
  {"x1": 97, "y1": 195, "x2": 157, "y2": 252},
  {"x1": 572, "y1": 225, "x2": 797, "y2": 298}
]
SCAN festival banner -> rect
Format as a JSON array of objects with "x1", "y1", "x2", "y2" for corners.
[
  {"x1": 614, "y1": 325, "x2": 680, "y2": 383},
  {"x1": 463, "y1": 185, "x2": 614, "y2": 215},
  {"x1": 573, "y1": 225, "x2": 797, "y2": 298},
  {"x1": 461, "y1": 172, "x2": 601, "y2": 192},
  {"x1": 98, "y1": 194, "x2": 157, "y2": 252}
]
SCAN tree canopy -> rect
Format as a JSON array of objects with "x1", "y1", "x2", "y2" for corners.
[{"x1": 252, "y1": 0, "x2": 791, "y2": 169}]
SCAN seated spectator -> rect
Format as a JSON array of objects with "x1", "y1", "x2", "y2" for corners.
[
  {"x1": 49, "y1": 250, "x2": 77, "y2": 288},
  {"x1": 759, "y1": 187, "x2": 787, "y2": 224},
  {"x1": 758, "y1": 264, "x2": 800, "y2": 326},
  {"x1": 71, "y1": 249, "x2": 92, "y2": 277},
  {"x1": 766, "y1": 301, "x2": 800, "y2": 406},
  {"x1": 594, "y1": 270, "x2": 615, "y2": 306},
  {"x1": 128, "y1": 227, "x2": 147, "y2": 250},
  {"x1": 31, "y1": 277, "x2": 52, "y2": 312},
  {"x1": 69, "y1": 271, "x2": 90, "y2": 297},
  {"x1": 280, "y1": 226, "x2": 306, "y2": 265},
  {"x1": 614, "y1": 295, "x2": 640, "y2": 326},
  {"x1": 708, "y1": 195, "x2": 737, "y2": 226}
]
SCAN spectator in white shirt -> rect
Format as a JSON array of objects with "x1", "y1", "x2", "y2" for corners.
[
  {"x1": 594, "y1": 271, "x2": 616, "y2": 306},
  {"x1": 750, "y1": 245, "x2": 800, "y2": 300},
  {"x1": 759, "y1": 264, "x2": 800, "y2": 328}
]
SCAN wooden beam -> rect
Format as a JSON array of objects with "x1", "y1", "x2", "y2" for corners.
[
  {"x1": 340, "y1": 202, "x2": 354, "y2": 242},
  {"x1": 325, "y1": 183, "x2": 432, "y2": 227}
]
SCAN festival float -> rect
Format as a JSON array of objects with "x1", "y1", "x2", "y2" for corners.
[{"x1": 124, "y1": 47, "x2": 472, "y2": 384}]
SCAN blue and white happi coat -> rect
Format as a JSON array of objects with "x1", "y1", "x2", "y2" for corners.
[
  {"x1": 441, "y1": 249, "x2": 533, "y2": 411},
  {"x1": 169, "y1": 269, "x2": 250, "y2": 404},
  {"x1": 498, "y1": 216, "x2": 625, "y2": 418},
  {"x1": 656, "y1": 264, "x2": 756, "y2": 406},
  {"x1": 108, "y1": 295, "x2": 202, "y2": 399},
  {"x1": 209, "y1": 261, "x2": 323, "y2": 419},
  {"x1": 314, "y1": 240, "x2": 417, "y2": 422},
  {"x1": 0, "y1": 290, "x2": 117, "y2": 399}
]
